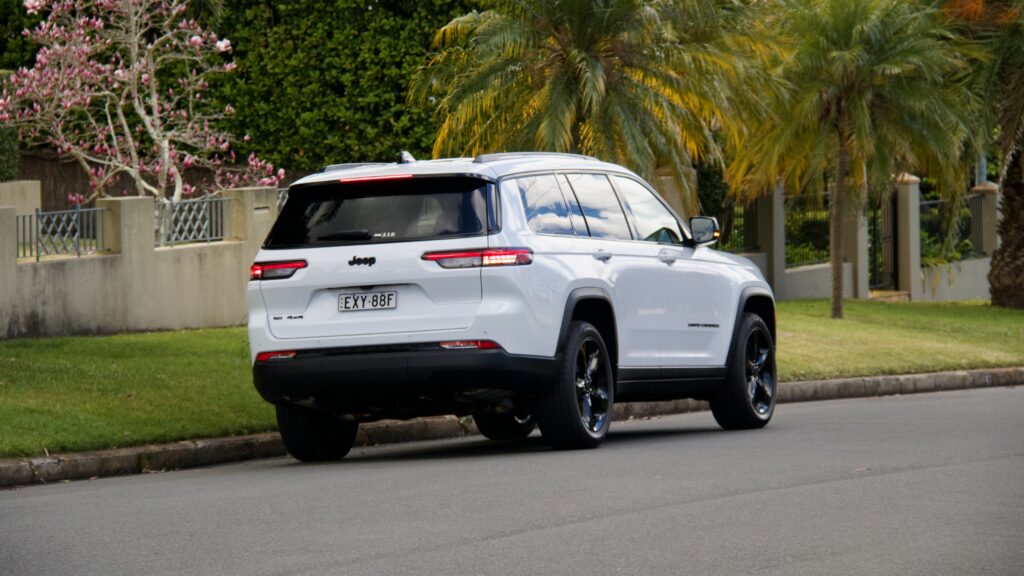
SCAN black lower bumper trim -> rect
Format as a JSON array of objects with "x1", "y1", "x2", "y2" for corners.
[{"x1": 253, "y1": 347, "x2": 559, "y2": 409}]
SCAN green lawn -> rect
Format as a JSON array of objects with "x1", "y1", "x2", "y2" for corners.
[{"x1": 1, "y1": 300, "x2": 1022, "y2": 458}]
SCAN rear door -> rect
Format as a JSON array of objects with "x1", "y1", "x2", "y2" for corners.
[
  {"x1": 257, "y1": 175, "x2": 495, "y2": 340},
  {"x1": 561, "y1": 173, "x2": 667, "y2": 369}
]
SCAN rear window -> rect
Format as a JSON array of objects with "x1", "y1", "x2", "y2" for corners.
[{"x1": 264, "y1": 176, "x2": 495, "y2": 248}]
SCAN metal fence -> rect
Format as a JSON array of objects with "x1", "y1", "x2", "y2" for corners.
[
  {"x1": 15, "y1": 206, "x2": 108, "y2": 261},
  {"x1": 719, "y1": 202, "x2": 759, "y2": 254},
  {"x1": 784, "y1": 195, "x2": 830, "y2": 268},
  {"x1": 155, "y1": 196, "x2": 231, "y2": 246},
  {"x1": 919, "y1": 194, "x2": 984, "y2": 261},
  {"x1": 869, "y1": 196, "x2": 897, "y2": 290}
]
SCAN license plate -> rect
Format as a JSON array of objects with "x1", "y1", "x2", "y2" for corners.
[{"x1": 339, "y1": 291, "x2": 397, "y2": 312}]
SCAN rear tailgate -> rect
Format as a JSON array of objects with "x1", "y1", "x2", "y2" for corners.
[{"x1": 256, "y1": 176, "x2": 495, "y2": 340}]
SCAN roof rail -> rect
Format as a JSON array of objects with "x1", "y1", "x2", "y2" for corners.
[
  {"x1": 320, "y1": 162, "x2": 389, "y2": 173},
  {"x1": 472, "y1": 152, "x2": 599, "y2": 164}
]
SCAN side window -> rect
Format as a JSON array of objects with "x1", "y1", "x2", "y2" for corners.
[
  {"x1": 515, "y1": 175, "x2": 574, "y2": 236},
  {"x1": 556, "y1": 174, "x2": 590, "y2": 236},
  {"x1": 613, "y1": 176, "x2": 684, "y2": 244},
  {"x1": 564, "y1": 173, "x2": 633, "y2": 240}
]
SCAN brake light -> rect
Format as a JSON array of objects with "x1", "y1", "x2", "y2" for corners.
[
  {"x1": 338, "y1": 174, "x2": 414, "y2": 184},
  {"x1": 250, "y1": 260, "x2": 307, "y2": 281},
  {"x1": 255, "y1": 350, "x2": 297, "y2": 362},
  {"x1": 421, "y1": 248, "x2": 533, "y2": 269},
  {"x1": 439, "y1": 340, "x2": 501, "y2": 350}
]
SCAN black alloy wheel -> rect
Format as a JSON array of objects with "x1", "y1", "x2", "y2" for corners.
[
  {"x1": 536, "y1": 321, "x2": 614, "y2": 449},
  {"x1": 710, "y1": 312, "x2": 776, "y2": 430}
]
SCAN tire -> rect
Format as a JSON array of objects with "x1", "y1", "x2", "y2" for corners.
[
  {"x1": 535, "y1": 321, "x2": 614, "y2": 450},
  {"x1": 275, "y1": 404, "x2": 359, "y2": 462},
  {"x1": 710, "y1": 312, "x2": 777, "y2": 430},
  {"x1": 473, "y1": 412, "x2": 536, "y2": 441}
]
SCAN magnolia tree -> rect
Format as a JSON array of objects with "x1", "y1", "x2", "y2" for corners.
[{"x1": 0, "y1": 0, "x2": 283, "y2": 204}]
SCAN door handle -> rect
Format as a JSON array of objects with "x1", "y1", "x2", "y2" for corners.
[
  {"x1": 658, "y1": 250, "x2": 677, "y2": 264},
  {"x1": 593, "y1": 250, "x2": 612, "y2": 262}
]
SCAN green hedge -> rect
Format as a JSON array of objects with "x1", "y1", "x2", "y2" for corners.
[
  {"x1": 214, "y1": 0, "x2": 472, "y2": 172},
  {"x1": 0, "y1": 124, "x2": 17, "y2": 182},
  {"x1": 0, "y1": 0, "x2": 39, "y2": 71}
]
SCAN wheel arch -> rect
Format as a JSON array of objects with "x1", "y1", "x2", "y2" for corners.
[
  {"x1": 726, "y1": 287, "x2": 777, "y2": 365},
  {"x1": 556, "y1": 288, "x2": 619, "y2": 378}
]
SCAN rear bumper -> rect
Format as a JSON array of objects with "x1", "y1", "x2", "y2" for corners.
[{"x1": 253, "y1": 345, "x2": 559, "y2": 408}]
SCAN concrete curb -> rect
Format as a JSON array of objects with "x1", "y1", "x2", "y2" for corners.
[{"x1": 2, "y1": 367, "x2": 1021, "y2": 488}]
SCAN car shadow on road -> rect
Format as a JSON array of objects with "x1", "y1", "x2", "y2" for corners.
[{"x1": 284, "y1": 422, "x2": 725, "y2": 466}]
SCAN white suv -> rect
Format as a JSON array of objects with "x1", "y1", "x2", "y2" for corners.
[{"x1": 248, "y1": 152, "x2": 777, "y2": 461}]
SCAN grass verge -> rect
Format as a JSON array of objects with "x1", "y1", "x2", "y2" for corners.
[{"x1": 1, "y1": 300, "x2": 1022, "y2": 458}]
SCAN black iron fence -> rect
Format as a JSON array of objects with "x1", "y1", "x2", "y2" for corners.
[
  {"x1": 869, "y1": 196, "x2": 897, "y2": 289},
  {"x1": 784, "y1": 195, "x2": 830, "y2": 268},
  {"x1": 718, "y1": 202, "x2": 759, "y2": 254},
  {"x1": 919, "y1": 194, "x2": 984, "y2": 263}
]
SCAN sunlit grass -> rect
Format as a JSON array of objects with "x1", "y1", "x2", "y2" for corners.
[{"x1": 1, "y1": 300, "x2": 1021, "y2": 458}]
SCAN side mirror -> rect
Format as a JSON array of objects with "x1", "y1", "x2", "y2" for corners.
[{"x1": 689, "y1": 216, "x2": 720, "y2": 246}]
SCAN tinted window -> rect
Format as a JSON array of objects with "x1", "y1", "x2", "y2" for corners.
[
  {"x1": 265, "y1": 176, "x2": 492, "y2": 248},
  {"x1": 557, "y1": 174, "x2": 590, "y2": 236},
  {"x1": 614, "y1": 176, "x2": 683, "y2": 244},
  {"x1": 564, "y1": 174, "x2": 632, "y2": 240},
  {"x1": 516, "y1": 175, "x2": 573, "y2": 235}
]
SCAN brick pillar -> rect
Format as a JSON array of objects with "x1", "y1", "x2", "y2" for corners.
[{"x1": 895, "y1": 173, "x2": 923, "y2": 300}]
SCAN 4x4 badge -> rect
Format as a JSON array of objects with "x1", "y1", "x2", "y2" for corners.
[{"x1": 348, "y1": 256, "x2": 376, "y2": 266}]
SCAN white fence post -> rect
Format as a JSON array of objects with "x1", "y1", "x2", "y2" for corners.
[
  {"x1": 756, "y1": 182, "x2": 786, "y2": 294},
  {"x1": 895, "y1": 173, "x2": 923, "y2": 301}
]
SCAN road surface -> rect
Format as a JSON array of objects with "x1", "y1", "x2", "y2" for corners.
[{"x1": 2, "y1": 386, "x2": 1022, "y2": 575}]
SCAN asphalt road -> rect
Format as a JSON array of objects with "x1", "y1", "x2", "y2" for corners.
[{"x1": 2, "y1": 386, "x2": 1022, "y2": 576}]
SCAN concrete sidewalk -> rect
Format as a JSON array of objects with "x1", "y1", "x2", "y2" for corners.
[{"x1": 2, "y1": 367, "x2": 1021, "y2": 488}]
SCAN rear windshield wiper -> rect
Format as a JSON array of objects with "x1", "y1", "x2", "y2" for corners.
[{"x1": 318, "y1": 229, "x2": 372, "y2": 241}]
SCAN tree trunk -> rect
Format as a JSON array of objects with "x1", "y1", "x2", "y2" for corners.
[
  {"x1": 830, "y1": 117, "x2": 849, "y2": 319},
  {"x1": 989, "y1": 148, "x2": 1024, "y2": 308}
]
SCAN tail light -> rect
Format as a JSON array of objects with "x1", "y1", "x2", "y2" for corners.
[
  {"x1": 421, "y1": 248, "x2": 533, "y2": 269},
  {"x1": 439, "y1": 340, "x2": 502, "y2": 350},
  {"x1": 255, "y1": 350, "x2": 297, "y2": 362},
  {"x1": 250, "y1": 260, "x2": 307, "y2": 281}
]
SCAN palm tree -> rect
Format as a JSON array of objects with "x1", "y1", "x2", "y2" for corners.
[
  {"x1": 947, "y1": 0, "x2": 1024, "y2": 308},
  {"x1": 729, "y1": 0, "x2": 975, "y2": 319},
  {"x1": 409, "y1": 0, "x2": 770, "y2": 211}
]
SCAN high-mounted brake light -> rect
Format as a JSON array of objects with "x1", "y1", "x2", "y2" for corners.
[
  {"x1": 255, "y1": 350, "x2": 298, "y2": 362},
  {"x1": 439, "y1": 340, "x2": 501, "y2": 350},
  {"x1": 337, "y1": 174, "x2": 414, "y2": 184},
  {"x1": 421, "y1": 248, "x2": 533, "y2": 269},
  {"x1": 250, "y1": 260, "x2": 307, "y2": 281}
]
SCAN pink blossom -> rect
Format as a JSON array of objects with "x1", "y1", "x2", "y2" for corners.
[
  {"x1": 215, "y1": 39, "x2": 231, "y2": 53},
  {"x1": 23, "y1": 0, "x2": 43, "y2": 15},
  {"x1": 188, "y1": 35, "x2": 202, "y2": 47}
]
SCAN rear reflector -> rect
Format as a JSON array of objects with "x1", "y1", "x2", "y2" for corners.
[
  {"x1": 250, "y1": 260, "x2": 307, "y2": 281},
  {"x1": 255, "y1": 350, "x2": 298, "y2": 362},
  {"x1": 338, "y1": 174, "x2": 414, "y2": 184},
  {"x1": 439, "y1": 340, "x2": 502, "y2": 350},
  {"x1": 421, "y1": 248, "x2": 533, "y2": 269}
]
